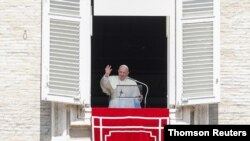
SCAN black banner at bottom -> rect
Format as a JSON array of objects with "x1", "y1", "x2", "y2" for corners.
[{"x1": 164, "y1": 125, "x2": 249, "y2": 141}]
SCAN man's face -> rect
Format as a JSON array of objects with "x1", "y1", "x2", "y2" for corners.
[{"x1": 118, "y1": 67, "x2": 129, "y2": 81}]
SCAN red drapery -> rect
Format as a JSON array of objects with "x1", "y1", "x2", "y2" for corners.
[{"x1": 92, "y1": 108, "x2": 169, "y2": 141}]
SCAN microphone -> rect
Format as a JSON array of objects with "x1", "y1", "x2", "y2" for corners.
[{"x1": 128, "y1": 77, "x2": 149, "y2": 108}]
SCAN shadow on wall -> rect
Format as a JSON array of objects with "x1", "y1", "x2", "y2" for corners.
[
  {"x1": 209, "y1": 104, "x2": 218, "y2": 124},
  {"x1": 40, "y1": 101, "x2": 51, "y2": 141}
]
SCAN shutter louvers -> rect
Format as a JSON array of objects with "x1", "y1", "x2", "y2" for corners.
[
  {"x1": 42, "y1": 0, "x2": 94, "y2": 104},
  {"x1": 47, "y1": 0, "x2": 81, "y2": 100},
  {"x1": 183, "y1": 21, "x2": 213, "y2": 99},
  {"x1": 177, "y1": 0, "x2": 219, "y2": 105},
  {"x1": 50, "y1": 0, "x2": 80, "y2": 17},
  {"x1": 49, "y1": 19, "x2": 80, "y2": 97},
  {"x1": 183, "y1": 0, "x2": 213, "y2": 18}
]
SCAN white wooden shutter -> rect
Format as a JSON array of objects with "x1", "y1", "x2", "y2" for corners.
[
  {"x1": 176, "y1": 0, "x2": 220, "y2": 106},
  {"x1": 42, "y1": 0, "x2": 91, "y2": 105}
]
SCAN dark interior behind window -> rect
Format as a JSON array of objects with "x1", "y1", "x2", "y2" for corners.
[{"x1": 91, "y1": 16, "x2": 167, "y2": 108}]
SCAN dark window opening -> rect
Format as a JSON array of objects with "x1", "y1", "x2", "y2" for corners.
[{"x1": 91, "y1": 16, "x2": 167, "y2": 108}]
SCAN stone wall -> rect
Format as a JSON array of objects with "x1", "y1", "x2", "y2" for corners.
[
  {"x1": 218, "y1": 0, "x2": 250, "y2": 124},
  {"x1": 0, "y1": 0, "x2": 51, "y2": 140}
]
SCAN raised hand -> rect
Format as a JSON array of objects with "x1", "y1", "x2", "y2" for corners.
[
  {"x1": 139, "y1": 94, "x2": 143, "y2": 102},
  {"x1": 104, "y1": 65, "x2": 112, "y2": 77}
]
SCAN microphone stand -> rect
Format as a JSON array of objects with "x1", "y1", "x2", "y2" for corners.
[{"x1": 128, "y1": 77, "x2": 149, "y2": 108}]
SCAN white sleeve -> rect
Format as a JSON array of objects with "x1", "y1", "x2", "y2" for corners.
[{"x1": 100, "y1": 75, "x2": 113, "y2": 95}]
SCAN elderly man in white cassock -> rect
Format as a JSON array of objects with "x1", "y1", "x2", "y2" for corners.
[{"x1": 100, "y1": 64, "x2": 142, "y2": 108}]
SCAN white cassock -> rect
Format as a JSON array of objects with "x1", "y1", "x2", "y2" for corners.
[{"x1": 100, "y1": 75, "x2": 141, "y2": 108}]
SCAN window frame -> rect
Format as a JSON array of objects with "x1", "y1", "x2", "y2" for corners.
[{"x1": 42, "y1": 0, "x2": 220, "y2": 108}]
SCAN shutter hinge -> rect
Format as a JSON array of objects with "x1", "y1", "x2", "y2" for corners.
[
  {"x1": 74, "y1": 94, "x2": 81, "y2": 101},
  {"x1": 216, "y1": 78, "x2": 219, "y2": 84},
  {"x1": 181, "y1": 97, "x2": 188, "y2": 102}
]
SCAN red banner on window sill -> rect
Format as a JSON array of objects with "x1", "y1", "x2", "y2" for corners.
[{"x1": 92, "y1": 108, "x2": 169, "y2": 141}]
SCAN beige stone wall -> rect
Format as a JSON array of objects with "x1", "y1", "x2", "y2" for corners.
[
  {"x1": 0, "y1": 0, "x2": 51, "y2": 141},
  {"x1": 218, "y1": 0, "x2": 250, "y2": 124}
]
